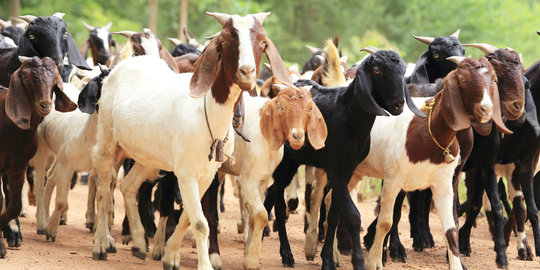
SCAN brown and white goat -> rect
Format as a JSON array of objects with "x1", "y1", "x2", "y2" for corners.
[
  {"x1": 80, "y1": 21, "x2": 117, "y2": 67},
  {"x1": 355, "y1": 57, "x2": 511, "y2": 270},
  {"x1": 0, "y1": 56, "x2": 76, "y2": 258},
  {"x1": 91, "y1": 12, "x2": 293, "y2": 270}
]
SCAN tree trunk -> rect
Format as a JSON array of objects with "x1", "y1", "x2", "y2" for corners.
[
  {"x1": 9, "y1": 0, "x2": 21, "y2": 17},
  {"x1": 149, "y1": 0, "x2": 159, "y2": 35},
  {"x1": 178, "y1": 0, "x2": 188, "y2": 42}
]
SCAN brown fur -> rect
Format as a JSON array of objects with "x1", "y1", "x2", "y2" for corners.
[
  {"x1": 174, "y1": 53, "x2": 199, "y2": 73},
  {"x1": 260, "y1": 87, "x2": 327, "y2": 151},
  {"x1": 406, "y1": 57, "x2": 508, "y2": 164},
  {"x1": 0, "y1": 56, "x2": 76, "y2": 258}
]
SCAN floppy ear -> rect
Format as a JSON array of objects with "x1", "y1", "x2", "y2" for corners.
[
  {"x1": 489, "y1": 79, "x2": 513, "y2": 134},
  {"x1": 18, "y1": 32, "x2": 39, "y2": 57},
  {"x1": 353, "y1": 62, "x2": 389, "y2": 116},
  {"x1": 53, "y1": 74, "x2": 77, "y2": 112},
  {"x1": 190, "y1": 35, "x2": 221, "y2": 98},
  {"x1": 307, "y1": 101, "x2": 327, "y2": 150},
  {"x1": 159, "y1": 46, "x2": 180, "y2": 73},
  {"x1": 6, "y1": 71, "x2": 32, "y2": 129},
  {"x1": 524, "y1": 88, "x2": 540, "y2": 136},
  {"x1": 407, "y1": 51, "x2": 430, "y2": 84},
  {"x1": 66, "y1": 32, "x2": 92, "y2": 70},
  {"x1": 260, "y1": 99, "x2": 284, "y2": 151},
  {"x1": 441, "y1": 71, "x2": 470, "y2": 131},
  {"x1": 404, "y1": 84, "x2": 425, "y2": 117},
  {"x1": 264, "y1": 37, "x2": 294, "y2": 88},
  {"x1": 77, "y1": 80, "x2": 100, "y2": 114},
  {"x1": 80, "y1": 39, "x2": 90, "y2": 59}
]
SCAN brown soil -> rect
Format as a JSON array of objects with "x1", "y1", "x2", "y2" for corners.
[{"x1": 1, "y1": 179, "x2": 539, "y2": 270}]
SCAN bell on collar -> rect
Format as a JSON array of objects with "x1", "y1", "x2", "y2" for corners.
[{"x1": 443, "y1": 150, "x2": 455, "y2": 164}]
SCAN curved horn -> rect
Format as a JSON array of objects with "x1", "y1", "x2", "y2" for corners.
[
  {"x1": 361, "y1": 46, "x2": 379, "y2": 54},
  {"x1": 462, "y1": 43, "x2": 498, "y2": 55},
  {"x1": 0, "y1": 19, "x2": 9, "y2": 29},
  {"x1": 168, "y1": 37, "x2": 182, "y2": 46},
  {"x1": 447, "y1": 56, "x2": 465, "y2": 64},
  {"x1": 52, "y1": 12, "x2": 65, "y2": 19},
  {"x1": 98, "y1": 63, "x2": 107, "y2": 72},
  {"x1": 252, "y1": 12, "x2": 271, "y2": 25},
  {"x1": 206, "y1": 12, "x2": 231, "y2": 27},
  {"x1": 18, "y1": 56, "x2": 32, "y2": 64},
  {"x1": 264, "y1": 62, "x2": 272, "y2": 71},
  {"x1": 306, "y1": 44, "x2": 320, "y2": 54},
  {"x1": 104, "y1": 21, "x2": 112, "y2": 31},
  {"x1": 451, "y1": 29, "x2": 460, "y2": 39},
  {"x1": 272, "y1": 84, "x2": 288, "y2": 91},
  {"x1": 413, "y1": 35, "x2": 435, "y2": 45},
  {"x1": 19, "y1": 15, "x2": 37, "y2": 23},
  {"x1": 183, "y1": 27, "x2": 192, "y2": 41},
  {"x1": 112, "y1": 31, "x2": 137, "y2": 38},
  {"x1": 82, "y1": 21, "x2": 95, "y2": 31}
]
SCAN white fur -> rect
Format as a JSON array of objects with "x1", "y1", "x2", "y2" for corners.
[
  {"x1": 96, "y1": 27, "x2": 110, "y2": 54},
  {"x1": 233, "y1": 15, "x2": 256, "y2": 71},
  {"x1": 351, "y1": 97, "x2": 463, "y2": 270},
  {"x1": 92, "y1": 55, "x2": 238, "y2": 269},
  {"x1": 140, "y1": 34, "x2": 160, "y2": 57}
]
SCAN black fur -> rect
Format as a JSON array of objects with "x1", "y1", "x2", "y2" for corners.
[{"x1": 170, "y1": 43, "x2": 200, "y2": 57}]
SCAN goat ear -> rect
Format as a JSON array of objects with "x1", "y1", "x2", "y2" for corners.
[
  {"x1": 524, "y1": 88, "x2": 540, "y2": 136},
  {"x1": 489, "y1": 79, "x2": 513, "y2": 134},
  {"x1": 80, "y1": 39, "x2": 90, "y2": 60},
  {"x1": 6, "y1": 71, "x2": 31, "y2": 129},
  {"x1": 354, "y1": 63, "x2": 389, "y2": 116},
  {"x1": 53, "y1": 74, "x2": 77, "y2": 112},
  {"x1": 404, "y1": 84, "x2": 425, "y2": 118},
  {"x1": 307, "y1": 101, "x2": 327, "y2": 150},
  {"x1": 441, "y1": 71, "x2": 470, "y2": 131},
  {"x1": 264, "y1": 37, "x2": 294, "y2": 87},
  {"x1": 190, "y1": 35, "x2": 221, "y2": 98},
  {"x1": 77, "y1": 83, "x2": 97, "y2": 114},
  {"x1": 65, "y1": 31, "x2": 92, "y2": 70},
  {"x1": 260, "y1": 99, "x2": 284, "y2": 151}
]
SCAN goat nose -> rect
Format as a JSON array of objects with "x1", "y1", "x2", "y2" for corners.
[
  {"x1": 239, "y1": 66, "x2": 255, "y2": 77},
  {"x1": 40, "y1": 102, "x2": 51, "y2": 110},
  {"x1": 292, "y1": 128, "x2": 304, "y2": 141},
  {"x1": 394, "y1": 100, "x2": 405, "y2": 111},
  {"x1": 513, "y1": 101, "x2": 523, "y2": 112},
  {"x1": 480, "y1": 105, "x2": 492, "y2": 115}
]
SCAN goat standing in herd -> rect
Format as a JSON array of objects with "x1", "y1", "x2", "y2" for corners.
[{"x1": 3, "y1": 7, "x2": 540, "y2": 270}]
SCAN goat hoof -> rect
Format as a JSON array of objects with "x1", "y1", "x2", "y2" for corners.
[
  {"x1": 153, "y1": 253, "x2": 162, "y2": 261},
  {"x1": 92, "y1": 251, "x2": 107, "y2": 260},
  {"x1": 122, "y1": 234, "x2": 131, "y2": 245},
  {"x1": 106, "y1": 246, "x2": 116, "y2": 253},
  {"x1": 280, "y1": 252, "x2": 295, "y2": 267},
  {"x1": 0, "y1": 246, "x2": 5, "y2": 258},
  {"x1": 59, "y1": 220, "x2": 67, "y2": 226},
  {"x1": 340, "y1": 249, "x2": 352, "y2": 256},
  {"x1": 390, "y1": 243, "x2": 407, "y2": 263},
  {"x1": 287, "y1": 198, "x2": 299, "y2": 212},
  {"x1": 46, "y1": 235, "x2": 55, "y2": 242},
  {"x1": 7, "y1": 240, "x2": 16, "y2": 248},
  {"x1": 132, "y1": 247, "x2": 146, "y2": 260},
  {"x1": 37, "y1": 229, "x2": 46, "y2": 235},
  {"x1": 237, "y1": 222, "x2": 244, "y2": 234},
  {"x1": 162, "y1": 262, "x2": 179, "y2": 270},
  {"x1": 86, "y1": 222, "x2": 95, "y2": 232},
  {"x1": 496, "y1": 255, "x2": 508, "y2": 269},
  {"x1": 306, "y1": 255, "x2": 314, "y2": 261},
  {"x1": 262, "y1": 225, "x2": 270, "y2": 237}
]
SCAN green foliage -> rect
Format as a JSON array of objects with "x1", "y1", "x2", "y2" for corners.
[{"x1": 4, "y1": 0, "x2": 540, "y2": 67}]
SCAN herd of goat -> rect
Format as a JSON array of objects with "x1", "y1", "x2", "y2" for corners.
[{"x1": 1, "y1": 10, "x2": 540, "y2": 270}]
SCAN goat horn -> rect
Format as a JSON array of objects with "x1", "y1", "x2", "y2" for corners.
[
  {"x1": 104, "y1": 21, "x2": 112, "y2": 31},
  {"x1": 183, "y1": 27, "x2": 192, "y2": 40},
  {"x1": 272, "y1": 84, "x2": 288, "y2": 91},
  {"x1": 206, "y1": 12, "x2": 231, "y2": 27},
  {"x1": 361, "y1": 47, "x2": 379, "y2": 54},
  {"x1": 451, "y1": 29, "x2": 460, "y2": 39},
  {"x1": 112, "y1": 31, "x2": 137, "y2": 38},
  {"x1": 462, "y1": 43, "x2": 498, "y2": 55},
  {"x1": 315, "y1": 55, "x2": 326, "y2": 63},
  {"x1": 168, "y1": 37, "x2": 182, "y2": 46},
  {"x1": 447, "y1": 56, "x2": 465, "y2": 64},
  {"x1": 19, "y1": 15, "x2": 37, "y2": 23},
  {"x1": 264, "y1": 63, "x2": 272, "y2": 71},
  {"x1": 98, "y1": 63, "x2": 107, "y2": 72},
  {"x1": 18, "y1": 56, "x2": 32, "y2": 64},
  {"x1": 252, "y1": 12, "x2": 271, "y2": 25},
  {"x1": 52, "y1": 12, "x2": 65, "y2": 19},
  {"x1": 413, "y1": 35, "x2": 435, "y2": 45},
  {"x1": 205, "y1": 32, "x2": 220, "y2": 40},
  {"x1": 306, "y1": 44, "x2": 320, "y2": 54},
  {"x1": 506, "y1": 47, "x2": 515, "y2": 52},
  {"x1": 0, "y1": 19, "x2": 9, "y2": 29},
  {"x1": 82, "y1": 21, "x2": 95, "y2": 31},
  {"x1": 289, "y1": 63, "x2": 299, "y2": 72}
]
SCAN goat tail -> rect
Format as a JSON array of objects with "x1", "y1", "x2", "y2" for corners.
[{"x1": 321, "y1": 39, "x2": 346, "y2": 87}]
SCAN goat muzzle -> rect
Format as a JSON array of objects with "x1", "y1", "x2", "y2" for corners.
[
  {"x1": 237, "y1": 65, "x2": 256, "y2": 90},
  {"x1": 502, "y1": 99, "x2": 525, "y2": 120}
]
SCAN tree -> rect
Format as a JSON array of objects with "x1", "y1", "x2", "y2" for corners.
[
  {"x1": 9, "y1": 0, "x2": 21, "y2": 17},
  {"x1": 149, "y1": 0, "x2": 158, "y2": 34},
  {"x1": 178, "y1": 0, "x2": 188, "y2": 41}
]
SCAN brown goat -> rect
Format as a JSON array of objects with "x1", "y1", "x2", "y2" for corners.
[
  {"x1": 0, "y1": 56, "x2": 76, "y2": 258},
  {"x1": 174, "y1": 53, "x2": 199, "y2": 73}
]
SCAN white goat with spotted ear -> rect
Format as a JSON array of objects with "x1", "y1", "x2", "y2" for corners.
[{"x1": 90, "y1": 12, "x2": 294, "y2": 270}]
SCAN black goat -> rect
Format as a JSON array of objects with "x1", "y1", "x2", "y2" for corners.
[
  {"x1": 0, "y1": 13, "x2": 91, "y2": 86},
  {"x1": 264, "y1": 48, "x2": 424, "y2": 269},
  {"x1": 167, "y1": 38, "x2": 200, "y2": 57}
]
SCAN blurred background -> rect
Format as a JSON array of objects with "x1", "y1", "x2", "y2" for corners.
[{"x1": 2, "y1": 0, "x2": 540, "y2": 69}]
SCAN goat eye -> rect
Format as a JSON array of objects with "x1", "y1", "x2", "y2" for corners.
[
  {"x1": 308, "y1": 107, "x2": 313, "y2": 112},
  {"x1": 433, "y1": 53, "x2": 440, "y2": 59},
  {"x1": 64, "y1": 32, "x2": 68, "y2": 38},
  {"x1": 373, "y1": 68, "x2": 381, "y2": 75},
  {"x1": 29, "y1": 34, "x2": 35, "y2": 40},
  {"x1": 277, "y1": 104, "x2": 284, "y2": 111}
]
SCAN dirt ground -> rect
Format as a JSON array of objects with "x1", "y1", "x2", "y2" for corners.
[{"x1": 1, "y1": 178, "x2": 540, "y2": 270}]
